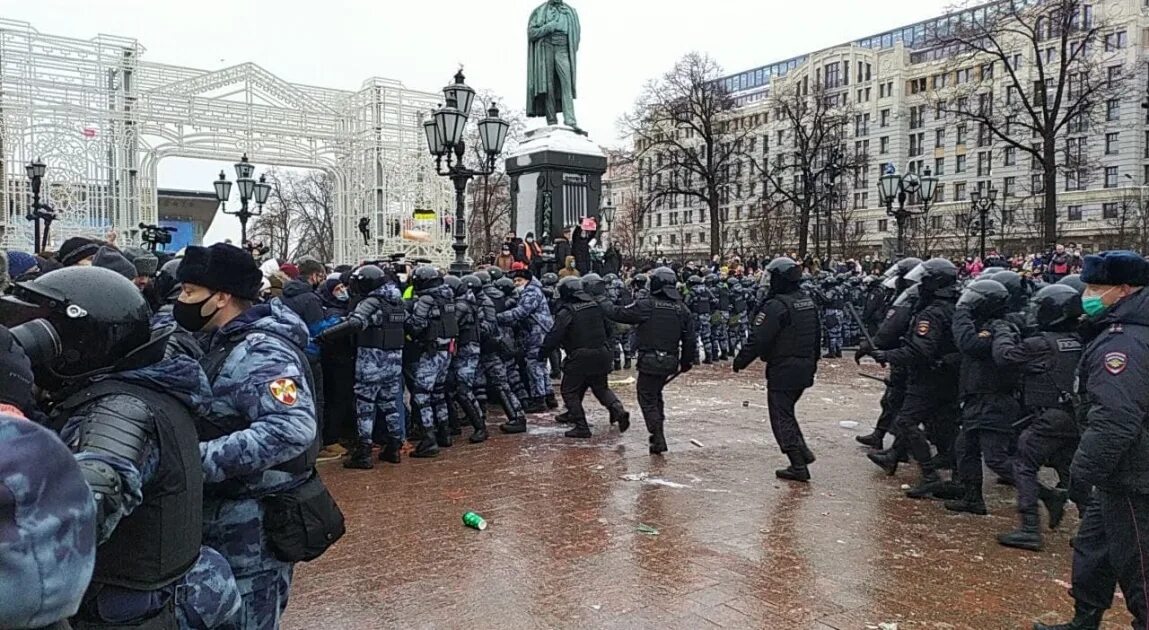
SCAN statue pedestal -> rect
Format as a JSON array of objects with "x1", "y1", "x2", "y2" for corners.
[{"x1": 505, "y1": 125, "x2": 606, "y2": 243}]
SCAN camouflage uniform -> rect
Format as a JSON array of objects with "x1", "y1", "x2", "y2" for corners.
[
  {"x1": 176, "y1": 546, "x2": 242, "y2": 629},
  {"x1": 476, "y1": 290, "x2": 526, "y2": 420},
  {"x1": 685, "y1": 285, "x2": 714, "y2": 362},
  {"x1": 353, "y1": 284, "x2": 405, "y2": 447},
  {"x1": 199, "y1": 300, "x2": 317, "y2": 630},
  {"x1": 405, "y1": 284, "x2": 457, "y2": 435},
  {"x1": 0, "y1": 411, "x2": 96, "y2": 629},
  {"x1": 498, "y1": 278, "x2": 554, "y2": 400}
]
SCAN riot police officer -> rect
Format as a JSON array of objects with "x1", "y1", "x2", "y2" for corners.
[
  {"x1": 685, "y1": 275, "x2": 714, "y2": 363},
  {"x1": 471, "y1": 274, "x2": 529, "y2": 432},
  {"x1": 601, "y1": 267, "x2": 696, "y2": 454},
  {"x1": 992, "y1": 284, "x2": 1085, "y2": 552},
  {"x1": 497, "y1": 268, "x2": 556, "y2": 419},
  {"x1": 541, "y1": 276, "x2": 630, "y2": 438},
  {"x1": 728, "y1": 276, "x2": 748, "y2": 356},
  {"x1": 946, "y1": 279, "x2": 1020, "y2": 515},
  {"x1": 541, "y1": 272, "x2": 563, "y2": 378},
  {"x1": 870, "y1": 258, "x2": 961, "y2": 499},
  {"x1": 710, "y1": 274, "x2": 731, "y2": 360},
  {"x1": 406, "y1": 266, "x2": 459, "y2": 455},
  {"x1": 733, "y1": 258, "x2": 821, "y2": 482},
  {"x1": 450, "y1": 274, "x2": 488, "y2": 443},
  {"x1": 1037, "y1": 251, "x2": 1149, "y2": 630}
]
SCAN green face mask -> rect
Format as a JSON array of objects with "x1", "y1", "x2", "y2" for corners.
[{"x1": 1082, "y1": 287, "x2": 1118, "y2": 318}]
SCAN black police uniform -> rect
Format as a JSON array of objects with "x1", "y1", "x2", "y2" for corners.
[
  {"x1": 602, "y1": 276, "x2": 696, "y2": 453},
  {"x1": 541, "y1": 291, "x2": 629, "y2": 437},
  {"x1": 733, "y1": 281, "x2": 820, "y2": 479},
  {"x1": 858, "y1": 291, "x2": 916, "y2": 450},
  {"x1": 1058, "y1": 287, "x2": 1149, "y2": 628}
]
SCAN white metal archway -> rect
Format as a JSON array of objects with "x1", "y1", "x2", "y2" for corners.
[{"x1": 0, "y1": 18, "x2": 452, "y2": 264}]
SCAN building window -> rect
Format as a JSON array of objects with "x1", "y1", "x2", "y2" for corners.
[
  {"x1": 909, "y1": 133, "x2": 924, "y2": 157},
  {"x1": 1003, "y1": 176, "x2": 1015, "y2": 197},
  {"x1": 880, "y1": 136, "x2": 889, "y2": 154},
  {"x1": 977, "y1": 152, "x2": 992, "y2": 177},
  {"x1": 880, "y1": 109, "x2": 890, "y2": 127},
  {"x1": 935, "y1": 102, "x2": 945, "y2": 120},
  {"x1": 935, "y1": 183, "x2": 945, "y2": 202},
  {"x1": 855, "y1": 220, "x2": 866, "y2": 234},
  {"x1": 956, "y1": 124, "x2": 967, "y2": 145},
  {"x1": 878, "y1": 219, "x2": 889, "y2": 232},
  {"x1": 1106, "y1": 166, "x2": 1119, "y2": 188},
  {"x1": 935, "y1": 128, "x2": 945, "y2": 148},
  {"x1": 669, "y1": 233, "x2": 677, "y2": 245},
  {"x1": 935, "y1": 157, "x2": 945, "y2": 176},
  {"x1": 1108, "y1": 66, "x2": 1122, "y2": 88},
  {"x1": 930, "y1": 216, "x2": 944, "y2": 229},
  {"x1": 956, "y1": 154, "x2": 967, "y2": 173},
  {"x1": 1104, "y1": 31, "x2": 1127, "y2": 51},
  {"x1": 1004, "y1": 146, "x2": 1016, "y2": 166},
  {"x1": 1032, "y1": 173, "x2": 1045, "y2": 193},
  {"x1": 955, "y1": 182, "x2": 967, "y2": 200},
  {"x1": 1107, "y1": 99, "x2": 1120, "y2": 122},
  {"x1": 656, "y1": 214, "x2": 662, "y2": 227},
  {"x1": 1103, "y1": 202, "x2": 1119, "y2": 219},
  {"x1": 1106, "y1": 132, "x2": 1119, "y2": 154},
  {"x1": 1067, "y1": 205, "x2": 1083, "y2": 221}
]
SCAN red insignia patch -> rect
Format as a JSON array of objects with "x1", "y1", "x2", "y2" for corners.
[
  {"x1": 269, "y1": 378, "x2": 299, "y2": 406},
  {"x1": 1104, "y1": 352, "x2": 1128, "y2": 375},
  {"x1": 916, "y1": 320, "x2": 931, "y2": 336}
]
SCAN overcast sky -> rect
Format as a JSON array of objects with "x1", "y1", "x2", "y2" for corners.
[{"x1": 7, "y1": 0, "x2": 953, "y2": 243}]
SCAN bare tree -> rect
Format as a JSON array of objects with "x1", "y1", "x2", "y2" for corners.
[
  {"x1": 830, "y1": 200, "x2": 867, "y2": 260},
  {"x1": 621, "y1": 52, "x2": 757, "y2": 257},
  {"x1": 748, "y1": 198, "x2": 796, "y2": 259},
  {"x1": 933, "y1": 0, "x2": 1132, "y2": 249},
  {"x1": 609, "y1": 194, "x2": 649, "y2": 265},
  {"x1": 250, "y1": 169, "x2": 336, "y2": 262},
  {"x1": 1101, "y1": 185, "x2": 1149, "y2": 252},
  {"x1": 904, "y1": 212, "x2": 950, "y2": 259},
  {"x1": 759, "y1": 81, "x2": 867, "y2": 257}
]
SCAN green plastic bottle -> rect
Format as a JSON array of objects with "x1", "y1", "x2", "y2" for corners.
[{"x1": 462, "y1": 511, "x2": 487, "y2": 530}]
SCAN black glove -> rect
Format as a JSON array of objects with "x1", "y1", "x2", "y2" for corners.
[
  {"x1": 854, "y1": 340, "x2": 873, "y2": 365},
  {"x1": 0, "y1": 326, "x2": 34, "y2": 415},
  {"x1": 869, "y1": 350, "x2": 888, "y2": 366}
]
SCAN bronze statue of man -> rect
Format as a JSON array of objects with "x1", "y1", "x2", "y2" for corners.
[{"x1": 526, "y1": 0, "x2": 581, "y2": 130}]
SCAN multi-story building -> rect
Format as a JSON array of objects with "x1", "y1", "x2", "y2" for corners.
[{"x1": 619, "y1": 0, "x2": 1149, "y2": 260}]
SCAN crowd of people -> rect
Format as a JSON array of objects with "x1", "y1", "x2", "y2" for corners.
[{"x1": 0, "y1": 227, "x2": 1145, "y2": 630}]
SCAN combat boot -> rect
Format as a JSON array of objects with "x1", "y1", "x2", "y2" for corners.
[
  {"x1": 649, "y1": 431, "x2": 668, "y2": 455},
  {"x1": 776, "y1": 451, "x2": 811, "y2": 482},
  {"x1": 867, "y1": 449, "x2": 900, "y2": 476},
  {"x1": 343, "y1": 443, "x2": 374, "y2": 470},
  {"x1": 944, "y1": 483, "x2": 988, "y2": 515},
  {"x1": 623, "y1": 357, "x2": 632, "y2": 370},
  {"x1": 834, "y1": 350, "x2": 843, "y2": 358},
  {"x1": 564, "y1": 415, "x2": 592, "y2": 439},
  {"x1": 522, "y1": 397, "x2": 547, "y2": 414},
  {"x1": 801, "y1": 445, "x2": 817, "y2": 465},
  {"x1": 1040, "y1": 485, "x2": 1069, "y2": 530},
  {"x1": 447, "y1": 403, "x2": 463, "y2": 437},
  {"x1": 613, "y1": 358, "x2": 622, "y2": 372},
  {"x1": 554, "y1": 410, "x2": 573, "y2": 424},
  {"x1": 463, "y1": 400, "x2": 488, "y2": 444},
  {"x1": 435, "y1": 422, "x2": 453, "y2": 448},
  {"x1": 855, "y1": 429, "x2": 886, "y2": 449},
  {"x1": 931, "y1": 480, "x2": 965, "y2": 501},
  {"x1": 998, "y1": 513, "x2": 1043, "y2": 551},
  {"x1": 905, "y1": 471, "x2": 945, "y2": 499},
  {"x1": 545, "y1": 393, "x2": 559, "y2": 410},
  {"x1": 609, "y1": 403, "x2": 631, "y2": 434},
  {"x1": 1033, "y1": 604, "x2": 1104, "y2": 630},
  {"x1": 411, "y1": 434, "x2": 440, "y2": 458},
  {"x1": 702, "y1": 355, "x2": 713, "y2": 365},
  {"x1": 380, "y1": 438, "x2": 402, "y2": 464},
  {"x1": 500, "y1": 415, "x2": 527, "y2": 434}
]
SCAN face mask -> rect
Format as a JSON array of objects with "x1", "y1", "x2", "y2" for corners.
[
  {"x1": 1082, "y1": 286, "x2": 1120, "y2": 318},
  {"x1": 526, "y1": 237, "x2": 534, "y2": 243},
  {"x1": 173, "y1": 293, "x2": 218, "y2": 332},
  {"x1": 334, "y1": 288, "x2": 349, "y2": 302}
]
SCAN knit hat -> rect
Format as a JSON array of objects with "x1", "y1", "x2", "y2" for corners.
[
  {"x1": 1081, "y1": 250, "x2": 1149, "y2": 287},
  {"x1": 121, "y1": 247, "x2": 159, "y2": 277},
  {"x1": 6, "y1": 251, "x2": 38, "y2": 278},
  {"x1": 176, "y1": 243, "x2": 262, "y2": 300},
  {"x1": 57, "y1": 237, "x2": 102, "y2": 267},
  {"x1": 279, "y1": 263, "x2": 299, "y2": 279},
  {"x1": 91, "y1": 246, "x2": 137, "y2": 281}
]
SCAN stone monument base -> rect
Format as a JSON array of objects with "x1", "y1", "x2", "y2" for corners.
[{"x1": 505, "y1": 125, "x2": 606, "y2": 243}]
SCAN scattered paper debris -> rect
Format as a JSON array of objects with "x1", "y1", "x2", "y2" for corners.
[
  {"x1": 900, "y1": 484, "x2": 911, "y2": 490},
  {"x1": 878, "y1": 623, "x2": 899, "y2": 630},
  {"x1": 690, "y1": 439, "x2": 705, "y2": 448},
  {"x1": 836, "y1": 540, "x2": 846, "y2": 544},
  {"x1": 839, "y1": 420, "x2": 860, "y2": 429},
  {"x1": 620, "y1": 472, "x2": 648, "y2": 482},
  {"x1": 647, "y1": 478, "x2": 690, "y2": 489},
  {"x1": 608, "y1": 376, "x2": 636, "y2": 386},
  {"x1": 636, "y1": 523, "x2": 660, "y2": 535},
  {"x1": 590, "y1": 605, "x2": 601, "y2": 611}
]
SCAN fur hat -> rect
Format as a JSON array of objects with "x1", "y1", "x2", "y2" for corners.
[
  {"x1": 1081, "y1": 250, "x2": 1149, "y2": 287},
  {"x1": 91, "y1": 246, "x2": 137, "y2": 281},
  {"x1": 122, "y1": 247, "x2": 159, "y2": 277},
  {"x1": 176, "y1": 243, "x2": 262, "y2": 300},
  {"x1": 57, "y1": 237, "x2": 101, "y2": 267}
]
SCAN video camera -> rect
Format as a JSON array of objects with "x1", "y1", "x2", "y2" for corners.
[{"x1": 138, "y1": 223, "x2": 177, "y2": 252}]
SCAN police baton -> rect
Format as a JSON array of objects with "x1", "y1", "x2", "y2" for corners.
[
  {"x1": 845, "y1": 303, "x2": 877, "y2": 349},
  {"x1": 857, "y1": 371, "x2": 889, "y2": 385},
  {"x1": 664, "y1": 370, "x2": 683, "y2": 385}
]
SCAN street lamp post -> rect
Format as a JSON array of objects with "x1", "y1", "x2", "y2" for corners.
[
  {"x1": 877, "y1": 164, "x2": 938, "y2": 260},
  {"x1": 823, "y1": 149, "x2": 843, "y2": 264},
  {"x1": 423, "y1": 69, "x2": 510, "y2": 276},
  {"x1": 970, "y1": 187, "x2": 998, "y2": 261},
  {"x1": 214, "y1": 154, "x2": 272, "y2": 245},
  {"x1": 24, "y1": 159, "x2": 55, "y2": 253},
  {"x1": 801, "y1": 148, "x2": 844, "y2": 263},
  {"x1": 600, "y1": 199, "x2": 616, "y2": 248}
]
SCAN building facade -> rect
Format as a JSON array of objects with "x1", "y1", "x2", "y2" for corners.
[{"x1": 615, "y1": 0, "x2": 1149, "y2": 261}]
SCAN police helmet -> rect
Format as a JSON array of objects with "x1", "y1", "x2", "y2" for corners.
[
  {"x1": 1056, "y1": 274, "x2": 1086, "y2": 294},
  {"x1": 704, "y1": 274, "x2": 719, "y2": 285},
  {"x1": 893, "y1": 283, "x2": 920, "y2": 308},
  {"x1": 979, "y1": 266, "x2": 1004, "y2": 278},
  {"x1": 632, "y1": 273, "x2": 649, "y2": 289},
  {"x1": 582, "y1": 273, "x2": 606, "y2": 297},
  {"x1": 603, "y1": 273, "x2": 619, "y2": 283},
  {"x1": 766, "y1": 257, "x2": 802, "y2": 285},
  {"x1": 487, "y1": 267, "x2": 504, "y2": 282},
  {"x1": 557, "y1": 276, "x2": 583, "y2": 301},
  {"x1": 0, "y1": 267, "x2": 155, "y2": 388},
  {"x1": 958, "y1": 279, "x2": 1010, "y2": 318},
  {"x1": 881, "y1": 257, "x2": 922, "y2": 290},
  {"x1": 990, "y1": 270, "x2": 1027, "y2": 308},
  {"x1": 460, "y1": 274, "x2": 484, "y2": 295},
  {"x1": 906, "y1": 258, "x2": 958, "y2": 293},
  {"x1": 494, "y1": 277, "x2": 516, "y2": 296},
  {"x1": 687, "y1": 275, "x2": 704, "y2": 286},
  {"x1": 649, "y1": 267, "x2": 679, "y2": 299},
  {"x1": 474, "y1": 270, "x2": 492, "y2": 286},
  {"x1": 411, "y1": 266, "x2": 443, "y2": 292},
  {"x1": 726, "y1": 276, "x2": 739, "y2": 287},
  {"x1": 349, "y1": 264, "x2": 386, "y2": 296},
  {"x1": 1031, "y1": 284, "x2": 1084, "y2": 330},
  {"x1": 541, "y1": 272, "x2": 559, "y2": 287},
  {"x1": 154, "y1": 257, "x2": 184, "y2": 304},
  {"x1": 444, "y1": 274, "x2": 463, "y2": 295},
  {"x1": 741, "y1": 277, "x2": 755, "y2": 289}
]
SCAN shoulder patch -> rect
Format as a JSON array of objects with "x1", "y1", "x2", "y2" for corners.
[
  {"x1": 1056, "y1": 338, "x2": 1082, "y2": 352},
  {"x1": 269, "y1": 378, "x2": 299, "y2": 406},
  {"x1": 1110, "y1": 323, "x2": 1125, "y2": 334},
  {"x1": 916, "y1": 320, "x2": 931, "y2": 336},
  {"x1": 1104, "y1": 352, "x2": 1128, "y2": 375},
  {"x1": 978, "y1": 330, "x2": 992, "y2": 339}
]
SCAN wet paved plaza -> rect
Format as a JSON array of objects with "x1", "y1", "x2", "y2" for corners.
[{"x1": 284, "y1": 360, "x2": 1131, "y2": 629}]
